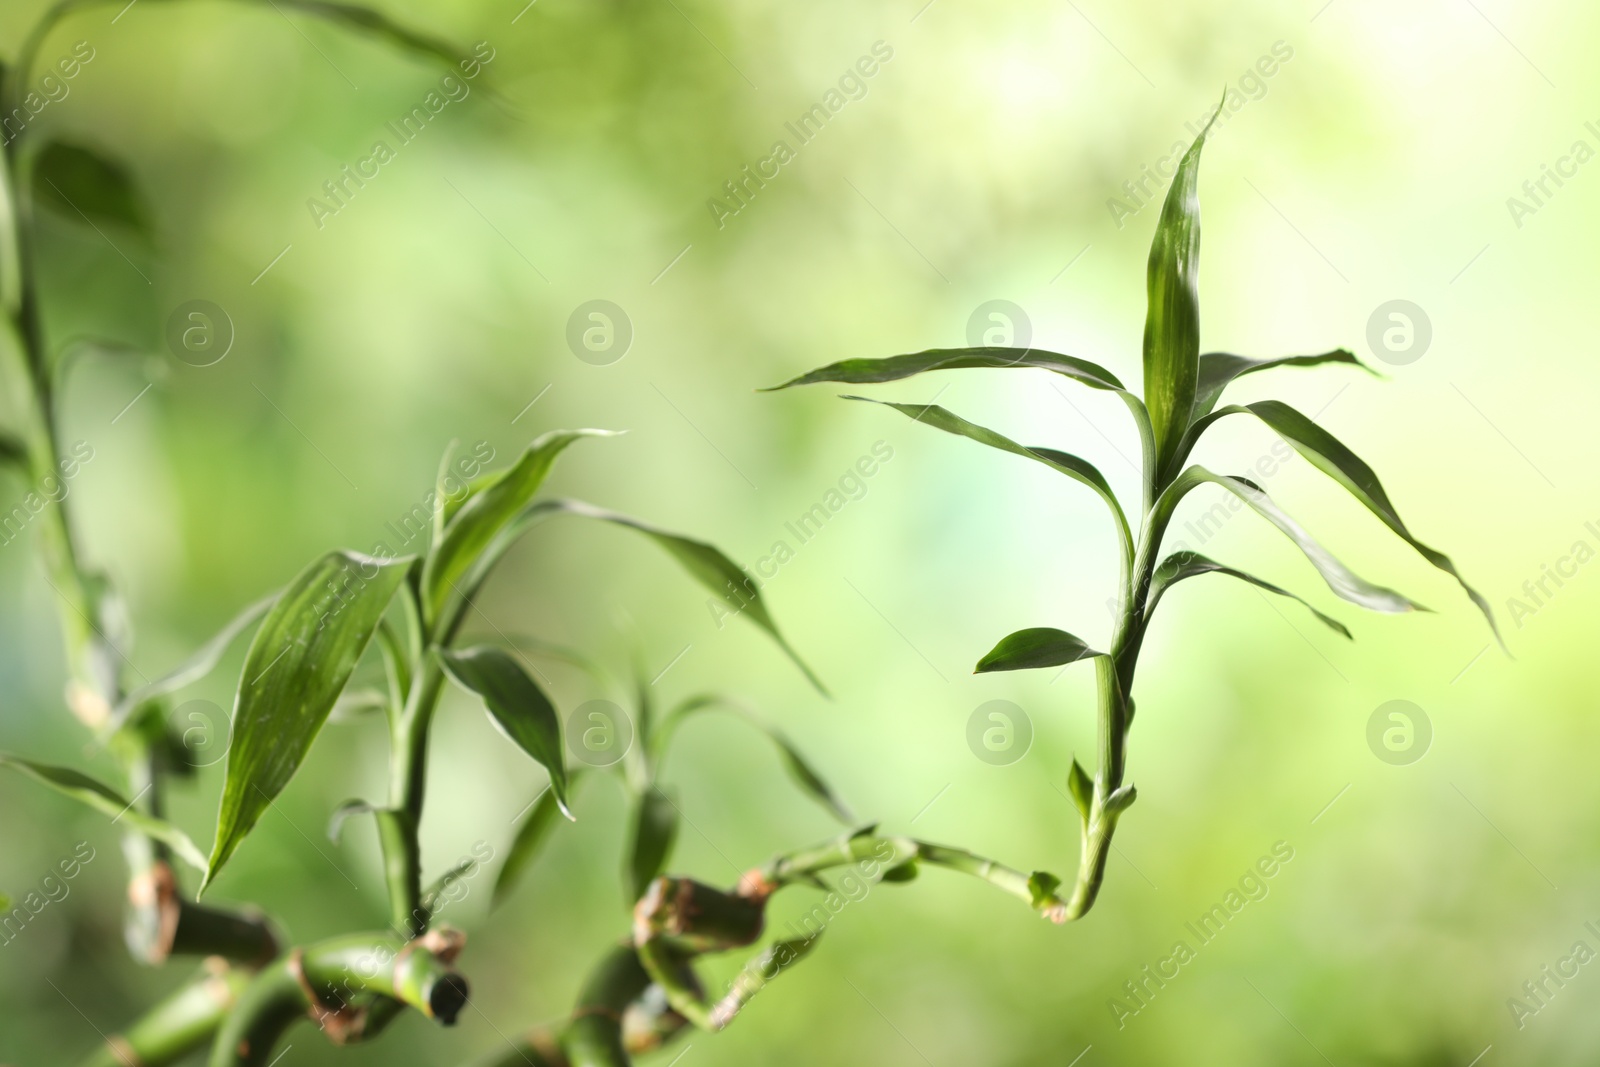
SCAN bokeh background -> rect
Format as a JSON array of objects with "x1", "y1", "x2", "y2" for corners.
[{"x1": 1, "y1": 0, "x2": 1596, "y2": 1063}]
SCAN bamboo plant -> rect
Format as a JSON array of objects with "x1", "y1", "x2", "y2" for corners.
[
  {"x1": 0, "y1": 5, "x2": 1080, "y2": 1065},
  {"x1": 768, "y1": 104, "x2": 1499, "y2": 921}
]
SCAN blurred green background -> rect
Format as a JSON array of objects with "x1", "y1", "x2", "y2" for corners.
[{"x1": 1, "y1": 0, "x2": 1596, "y2": 1063}]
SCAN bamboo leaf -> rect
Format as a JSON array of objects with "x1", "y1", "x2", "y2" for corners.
[
  {"x1": 1157, "y1": 467, "x2": 1425, "y2": 615},
  {"x1": 0, "y1": 432, "x2": 26, "y2": 469},
  {"x1": 438, "y1": 645, "x2": 570, "y2": 818},
  {"x1": 1066, "y1": 759, "x2": 1093, "y2": 822},
  {"x1": 421, "y1": 430, "x2": 617, "y2": 625},
  {"x1": 975, "y1": 627, "x2": 1102, "y2": 674},
  {"x1": 535, "y1": 499, "x2": 826, "y2": 695},
  {"x1": 104, "y1": 591, "x2": 280, "y2": 738},
  {"x1": 422, "y1": 858, "x2": 478, "y2": 911},
  {"x1": 1189, "y1": 400, "x2": 1500, "y2": 646},
  {"x1": 841, "y1": 396, "x2": 1131, "y2": 559},
  {"x1": 1, "y1": 755, "x2": 207, "y2": 871},
  {"x1": 276, "y1": 0, "x2": 475, "y2": 68},
  {"x1": 492, "y1": 773, "x2": 585, "y2": 908},
  {"x1": 1147, "y1": 550, "x2": 1351, "y2": 638},
  {"x1": 32, "y1": 141, "x2": 148, "y2": 236},
  {"x1": 628, "y1": 786, "x2": 679, "y2": 902},
  {"x1": 1192, "y1": 349, "x2": 1372, "y2": 422},
  {"x1": 206, "y1": 551, "x2": 413, "y2": 889},
  {"x1": 327, "y1": 799, "x2": 382, "y2": 844},
  {"x1": 1143, "y1": 98, "x2": 1222, "y2": 472},
  {"x1": 764, "y1": 346, "x2": 1127, "y2": 393},
  {"x1": 654, "y1": 695, "x2": 852, "y2": 823}
]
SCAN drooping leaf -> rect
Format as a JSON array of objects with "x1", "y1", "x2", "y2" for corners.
[
  {"x1": 327, "y1": 798, "x2": 382, "y2": 844},
  {"x1": 492, "y1": 773, "x2": 585, "y2": 908},
  {"x1": 32, "y1": 141, "x2": 148, "y2": 236},
  {"x1": 1143, "y1": 98, "x2": 1222, "y2": 472},
  {"x1": 534, "y1": 499, "x2": 827, "y2": 695},
  {"x1": 0, "y1": 755, "x2": 207, "y2": 872},
  {"x1": 1156, "y1": 467, "x2": 1424, "y2": 615},
  {"x1": 438, "y1": 645, "x2": 570, "y2": 818},
  {"x1": 105, "y1": 591, "x2": 280, "y2": 738},
  {"x1": 422, "y1": 858, "x2": 479, "y2": 912},
  {"x1": 841, "y1": 396, "x2": 1131, "y2": 560},
  {"x1": 1186, "y1": 400, "x2": 1499, "y2": 646},
  {"x1": 1192, "y1": 349, "x2": 1372, "y2": 423},
  {"x1": 628, "y1": 786, "x2": 679, "y2": 902},
  {"x1": 422, "y1": 430, "x2": 616, "y2": 624},
  {"x1": 764, "y1": 346, "x2": 1127, "y2": 393},
  {"x1": 206, "y1": 551, "x2": 413, "y2": 889},
  {"x1": 277, "y1": 0, "x2": 474, "y2": 68},
  {"x1": 975, "y1": 627, "x2": 1102, "y2": 674},
  {"x1": 1146, "y1": 550, "x2": 1351, "y2": 638},
  {"x1": 653, "y1": 695, "x2": 852, "y2": 823}
]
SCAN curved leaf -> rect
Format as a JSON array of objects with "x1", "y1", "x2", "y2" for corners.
[
  {"x1": 653, "y1": 695, "x2": 852, "y2": 823},
  {"x1": 1143, "y1": 96, "x2": 1222, "y2": 471},
  {"x1": 421, "y1": 429, "x2": 617, "y2": 625},
  {"x1": 1192, "y1": 349, "x2": 1372, "y2": 422},
  {"x1": 1146, "y1": 550, "x2": 1351, "y2": 638},
  {"x1": 327, "y1": 798, "x2": 382, "y2": 844},
  {"x1": 1156, "y1": 467, "x2": 1424, "y2": 615},
  {"x1": 974, "y1": 627, "x2": 1102, "y2": 674},
  {"x1": 628, "y1": 786, "x2": 679, "y2": 902},
  {"x1": 764, "y1": 346, "x2": 1126, "y2": 393},
  {"x1": 32, "y1": 141, "x2": 147, "y2": 236},
  {"x1": 492, "y1": 773, "x2": 586, "y2": 908},
  {"x1": 1, "y1": 755, "x2": 206, "y2": 872},
  {"x1": 439, "y1": 645, "x2": 570, "y2": 818},
  {"x1": 1185, "y1": 400, "x2": 1499, "y2": 646},
  {"x1": 105, "y1": 591, "x2": 280, "y2": 738},
  {"x1": 840, "y1": 395, "x2": 1132, "y2": 565},
  {"x1": 534, "y1": 499, "x2": 826, "y2": 695},
  {"x1": 277, "y1": 0, "x2": 474, "y2": 68},
  {"x1": 206, "y1": 551, "x2": 413, "y2": 889}
]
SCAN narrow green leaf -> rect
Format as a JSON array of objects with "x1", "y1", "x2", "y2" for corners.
[
  {"x1": 764, "y1": 346, "x2": 1127, "y2": 393},
  {"x1": 628, "y1": 786, "x2": 679, "y2": 902},
  {"x1": 537, "y1": 499, "x2": 826, "y2": 695},
  {"x1": 1157, "y1": 466, "x2": 1425, "y2": 615},
  {"x1": 422, "y1": 858, "x2": 478, "y2": 911},
  {"x1": 33, "y1": 142, "x2": 148, "y2": 235},
  {"x1": 652, "y1": 695, "x2": 852, "y2": 823},
  {"x1": 327, "y1": 799, "x2": 381, "y2": 844},
  {"x1": 1192, "y1": 349, "x2": 1372, "y2": 422},
  {"x1": 329, "y1": 687, "x2": 389, "y2": 722},
  {"x1": 277, "y1": 0, "x2": 474, "y2": 68},
  {"x1": 206, "y1": 551, "x2": 413, "y2": 888},
  {"x1": 975, "y1": 627, "x2": 1102, "y2": 674},
  {"x1": 841, "y1": 395, "x2": 1132, "y2": 562},
  {"x1": 1, "y1": 755, "x2": 207, "y2": 871},
  {"x1": 105, "y1": 591, "x2": 280, "y2": 738},
  {"x1": 1143, "y1": 97, "x2": 1223, "y2": 471},
  {"x1": 492, "y1": 774, "x2": 584, "y2": 908},
  {"x1": 438, "y1": 645, "x2": 570, "y2": 818},
  {"x1": 1147, "y1": 550, "x2": 1351, "y2": 638},
  {"x1": 1066, "y1": 759, "x2": 1093, "y2": 822},
  {"x1": 880, "y1": 861, "x2": 918, "y2": 883},
  {"x1": 1192, "y1": 400, "x2": 1499, "y2": 647},
  {"x1": 422, "y1": 430, "x2": 616, "y2": 624}
]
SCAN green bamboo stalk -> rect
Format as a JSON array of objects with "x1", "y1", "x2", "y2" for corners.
[{"x1": 77, "y1": 959, "x2": 251, "y2": 1067}]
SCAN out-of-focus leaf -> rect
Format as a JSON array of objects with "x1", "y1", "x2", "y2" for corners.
[
  {"x1": 1191, "y1": 349, "x2": 1372, "y2": 422},
  {"x1": 974, "y1": 628, "x2": 1102, "y2": 674},
  {"x1": 1146, "y1": 550, "x2": 1351, "y2": 638},
  {"x1": 422, "y1": 430, "x2": 615, "y2": 624},
  {"x1": 329, "y1": 687, "x2": 388, "y2": 722},
  {"x1": 841, "y1": 396, "x2": 1131, "y2": 559},
  {"x1": 1187, "y1": 400, "x2": 1500, "y2": 647},
  {"x1": 105, "y1": 591, "x2": 279, "y2": 738},
  {"x1": 627, "y1": 786, "x2": 679, "y2": 902},
  {"x1": 1157, "y1": 467, "x2": 1424, "y2": 615},
  {"x1": 438, "y1": 645, "x2": 570, "y2": 818},
  {"x1": 278, "y1": 0, "x2": 473, "y2": 68},
  {"x1": 327, "y1": 798, "x2": 382, "y2": 844},
  {"x1": 1142, "y1": 99, "x2": 1221, "y2": 472},
  {"x1": 0, "y1": 432, "x2": 27, "y2": 469},
  {"x1": 652, "y1": 694, "x2": 852, "y2": 823},
  {"x1": 206, "y1": 551, "x2": 413, "y2": 889},
  {"x1": 422, "y1": 858, "x2": 478, "y2": 912},
  {"x1": 492, "y1": 774, "x2": 587, "y2": 908},
  {"x1": 1026, "y1": 871, "x2": 1063, "y2": 909},
  {"x1": 764, "y1": 346, "x2": 1127, "y2": 393},
  {"x1": 535, "y1": 499, "x2": 826, "y2": 695},
  {"x1": 32, "y1": 141, "x2": 147, "y2": 235},
  {"x1": 880, "y1": 861, "x2": 918, "y2": 883},
  {"x1": 0, "y1": 755, "x2": 206, "y2": 871}
]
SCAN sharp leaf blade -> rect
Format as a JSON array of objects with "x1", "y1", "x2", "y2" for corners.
[
  {"x1": 975, "y1": 627, "x2": 1102, "y2": 673},
  {"x1": 439, "y1": 645, "x2": 570, "y2": 817},
  {"x1": 1147, "y1": 550, "x2": 1351, "y2": 638}
]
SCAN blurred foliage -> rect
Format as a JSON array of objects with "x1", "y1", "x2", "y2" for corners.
[{"x1": 3, "y1": 0, "x2": 1599, "y2": 1063}]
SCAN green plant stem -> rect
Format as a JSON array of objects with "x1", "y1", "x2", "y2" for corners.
[
  {"x1": 384, "y1": 648, "x2": 447, "y2": 935},
  {"x1": 77, "y1": 959, "x2": 251, "y2": 1067},
  {"x1": 208, "y1": 932, "x2": 469, "y2": 1066}
]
